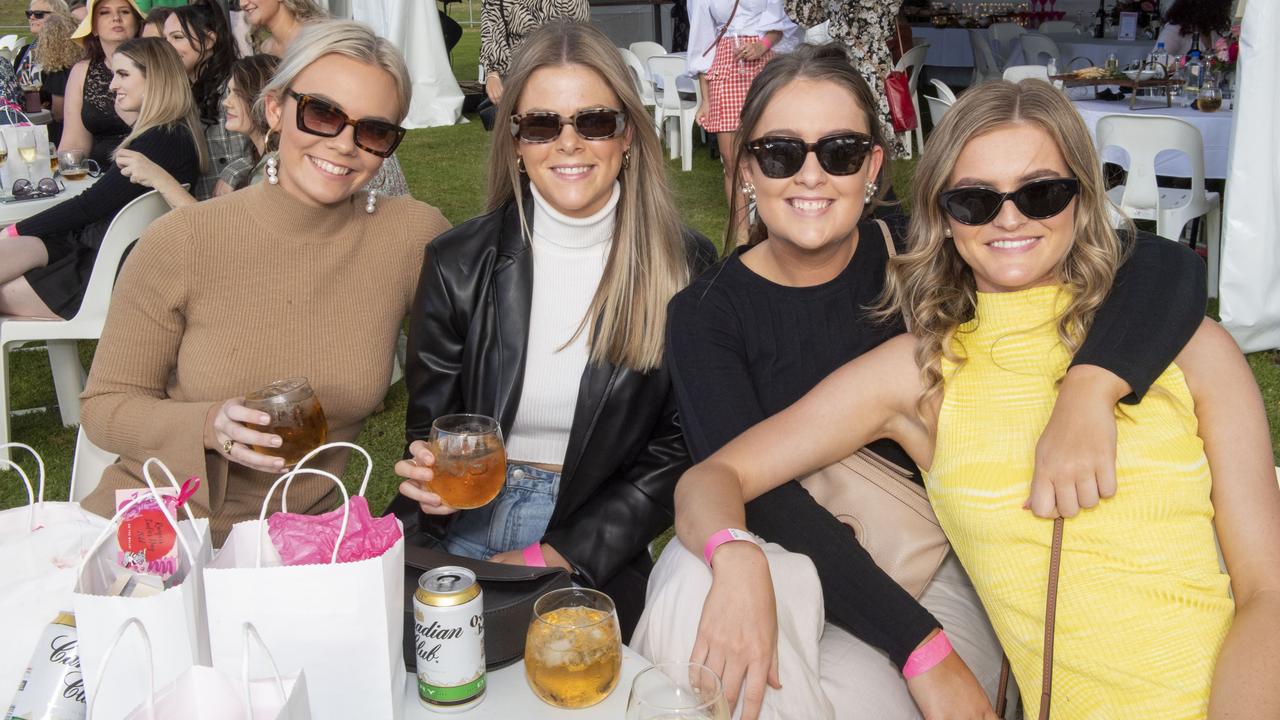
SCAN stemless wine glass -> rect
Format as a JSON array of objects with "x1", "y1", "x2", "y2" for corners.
[
  {"x1": 1196, "y1": 82, "x2": 1222, "y2": 113},
  {"x1": 525, "y1": 588, "x2": 623, "y2": 709},
  {"x1": 243, "y1": 377, "x2": 328, "y2": 465},
  {"x1": 626, "y1": 663, "x2": 731, "y2": 720},
  {"x1": 427, "y1": 414, "x2": 507, "y2": 509}
]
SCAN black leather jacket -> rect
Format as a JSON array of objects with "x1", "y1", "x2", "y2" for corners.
[{"x1": 388, "y1": 197, "x2": 715, "y2": 607}]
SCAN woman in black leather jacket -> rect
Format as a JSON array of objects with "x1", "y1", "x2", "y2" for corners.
[{"x1": 387, "y1": 21, "x2": 714, "y2": 633}]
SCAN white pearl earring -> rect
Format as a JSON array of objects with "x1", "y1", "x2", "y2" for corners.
[
  {"x1": 265, "y1": 153, "x2": 278, "y2": 185},
  {"x1": 366, "y1": 189, "x2": 377, "y2": 214}
]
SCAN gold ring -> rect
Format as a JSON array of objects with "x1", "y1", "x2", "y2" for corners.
[{"x1": 222, "y1": 438, "x2": 234, "y2": 455}]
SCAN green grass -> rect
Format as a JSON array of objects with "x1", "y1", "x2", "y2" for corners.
[{"x1": 2, "y1": 29, "x2": 1277, "y2": 513}]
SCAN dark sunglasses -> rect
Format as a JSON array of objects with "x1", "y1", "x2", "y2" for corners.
[
  {"x1": 509, "y1": 108, "x2": 627, "y2": 143},
  {"x1": 744, "y1": 132, "x2": 875, "y2": 179},
  {"x1": 286, "y1": 90, "x2": 406, "y2": 158},
  {"x1": 12, "y1": 177, "x2": 60, "y2": 199},
  {"x1": 938, "y1": 177, "x2": 1081, "y2": 225},
  {"x1": 26, "y1": 10, "x2": 50, "y2": 18}
]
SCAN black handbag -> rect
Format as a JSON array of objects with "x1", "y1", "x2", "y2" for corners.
[{"x1": 402, "y1": 544, "x2": 573, "y2": 670}]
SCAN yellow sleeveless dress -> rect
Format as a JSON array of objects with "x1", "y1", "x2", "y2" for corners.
[{"x1": 927, "y1": 286, "x2": 1234, "y2": 719}]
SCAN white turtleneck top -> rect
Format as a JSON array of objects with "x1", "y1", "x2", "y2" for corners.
[{"x1": 506, "y1": 182, "x2": 620, "y2": 465}]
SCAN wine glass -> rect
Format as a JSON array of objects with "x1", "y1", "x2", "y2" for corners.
[
  {"x1": 427, "y1": 414, "x2": 507, "y2": 509},
  {"x1": 525, "y1": 588, "x2": 623, "y2": 709},
  {"x1": 0, "y1": 134, "x2": 8, "y2": 195},
  {"x1": 626, "y1": 663, "x2": 731, "y2": 720},
  {"x1": 1196, "y1": 82, "x2": 1222, "y2": 113},
  {"x1": 243, "y1": 377, "x2": 328, "y2": 465},
  {"x1": 17, "y1": 130, "x2": 37, "y2": 181}
]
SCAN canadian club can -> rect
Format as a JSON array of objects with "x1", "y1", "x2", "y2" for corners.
[
  {"x1": 414, "y1": 566, "x2": 486, "y2": 712},
  {"x1": 4, "y1": 611, "x2": 86, "y2": 720}
]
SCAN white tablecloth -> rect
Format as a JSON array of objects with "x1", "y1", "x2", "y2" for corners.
[
  {"x1": 912, "y1": 26, "x2": 1152, "y2": 70},
  {"x1": 351, "y1": 0, "x2": 464, "y2": 129},
  {"x1": 401, "y1": 645, "x2": 648, "y2": 718},
  {"x1": 1072, "y1": 99, "x2": 1234, "y2": 179},
  {"x1": 1048, "y1": 34, "x2": 1151, "y2": 69},
  {"x1": 0, "y1": 177, "x2": 96, "y2": 226}
]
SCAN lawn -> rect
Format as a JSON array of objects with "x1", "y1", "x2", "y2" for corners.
[{"x1": 1, "y1": 25, "x2": 1277, "y2": 514}]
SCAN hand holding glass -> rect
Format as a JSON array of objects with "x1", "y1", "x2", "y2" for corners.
[
  {"x1": 525, "y1": 588, "x2": 622, "y2": 708},
  {"x1": 426, "y1": 414, "x2": 506, "y2": 509},
  {"x1": 243, "y1": 377, "x2": 327, "y2": 465}
]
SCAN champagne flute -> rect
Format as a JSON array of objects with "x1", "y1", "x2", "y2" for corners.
[
  {"x1": 0, "y1": 134, "x2": 8, "y2": 194},
  {"x1": 17, "y1": 130, "x2": 37, "y2": 181},
  {"x1": 626, "y1": 663, "x2": 730, "y2": 720}
]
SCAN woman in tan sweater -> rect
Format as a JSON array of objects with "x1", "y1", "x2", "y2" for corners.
[{"x1": 80, "y1": 20, "x2": 449, "y2": 542}]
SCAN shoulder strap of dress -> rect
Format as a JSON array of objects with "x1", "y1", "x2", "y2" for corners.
[{"x1": 874, "y1": 218, "x2": 896, "y2": 258}]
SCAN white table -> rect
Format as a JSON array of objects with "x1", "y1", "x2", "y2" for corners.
[
  {"x1": 912, "y1": 26, "x2": 1152, "y2": 70},
  {"x1": 0, "y1": 176, "x2": 96, "y2": 226},
  {"x1": 1048, "y1": 34, "x2": 1151, "y2": 69},
  {"x1": 402, "y1": 645, "x2": 649, "y2": 718},
  {"x1": 1072, "y1": 98, "x2": 1234, "y2": 178}
]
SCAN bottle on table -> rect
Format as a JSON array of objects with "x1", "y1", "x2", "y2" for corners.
[
  {"x1": 1149, "y1": 40, "x2": 1169, "y2": 75},
  {"x1": 1105, "y1": 52, "x2": 1119, "y2": 74},
  {"x1": 1184, "y1": 49, "x2": 1204, "y2": 95},
  {"x1": 1093, "y1": 0, "x2": 1107, "y2": 38}
]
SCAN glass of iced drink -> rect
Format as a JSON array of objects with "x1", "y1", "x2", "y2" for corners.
[
  {"x1": 243, "y1": 377, "x2": 327, "y2": 465},
  {"x1": 427, "y1": 414, "x2": 506, "y2": 509},
  {"x1": 525, "y1": 588, "x2": 622, "y2": 708},
  {"x1": 626, "y1": 662, "x2": 730, "y2": 720}
]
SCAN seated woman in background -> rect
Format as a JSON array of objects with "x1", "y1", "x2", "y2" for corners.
[
  {"x1": 13, "y1": 0, "x2": 70, "y2": 88},
  {"x1": 62, "y1": 0, "x2": 142, "y2": 166},
  {"x1": 139, "y1": 5, "x2": 171, "y2": 37},
  {"x1": 667, "y1": 79, "x2": 1280, "y2": 719},
  {"x1": 388, "y1": 20, "x2": 715, "y2": 635},
  {"x1": 0, "y1": 37, "x2": 203, "y2": 320},
  {"x1": 243, "y1": 0, "x2": 325, "y2": 57},
  {"x1": 29, "y1": 12, "x2": 81, "y2": 145},
  {"x1": 79, "y1": 21, "x2": 450, "y2": 545},
  {"x1": 119, "y1": 54, "x2": 279, "y2": 206},
  {"x1": 1155, "y1": 0, "x2": 1233, "y2": 58},
  {"x1": 638, "y1": 44, "x2": 1206, "y2": 720}
]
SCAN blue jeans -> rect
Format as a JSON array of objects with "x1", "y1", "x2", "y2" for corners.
[{"x1": 442, "y1": 463, "x2": 561, "y2": 559}]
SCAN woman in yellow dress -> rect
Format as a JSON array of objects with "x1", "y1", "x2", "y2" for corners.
[{"x1": 670, "y1": 79, "x2": 1280, "y2": 718}]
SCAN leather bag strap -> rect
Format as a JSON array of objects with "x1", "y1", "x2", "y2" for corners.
[
  {"x1": 874, "y1": 218, "x2": 896, "y2": 258},
  {"x1": 993, "y1": 517, "x2": 1064, "y2": 720},
  {"x1": 703, "y1": 0, "x2": 743, "y2": 56}
]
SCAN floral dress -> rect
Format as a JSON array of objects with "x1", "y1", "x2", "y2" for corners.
[{"x1": 786, "y1": 0, "x2": 905, "y2": 155}]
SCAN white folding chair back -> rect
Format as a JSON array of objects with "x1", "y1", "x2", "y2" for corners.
[
  {"x1": 629, "y1": 41, "x2": 668, "y2": 68},
  {"x1": 1019, "y1": 32, "x2": 1062, "y2": 67},
  {"x1": 925, "y1": 94, "x2": 953, "y2": 127},
  {"x1": 894, "y1": 43, "x2": 930, "y2": 159},
  {"x1": 0, "y1": 34, "x2": 18, "y2": 52},
  {"x1": 1037, "y1": 20, "x2": 1079, "y2": 34},
  {"x1": 0, "y1": 190, "x2": 172, "y2": 463},
  {"x1": 618, "y1": 47, "x2": 658, "y2": 118},
  {"x1": 930, "y1": 78, "x2": 958, "y2": 104},
  {"x1": 967, "y1": 29, "x2": 1003, "y2": 84},
  {"x1": 70, "y1": 426, "x2": 119, "y2": 502},
  {"x1": 648, "y1": 55, "x2": 700, "y2": 172},
  {"x1": 1003, "y1": 64, "x2": 1051, "y2": 82},
  {"x1": 1096, "y1": 115, "x2": 1222, "y2": 297},
  {"x1": 988, "y1": 22, "x2": 1026, "y2": 64}
]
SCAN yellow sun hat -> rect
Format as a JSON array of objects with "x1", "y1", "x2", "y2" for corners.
[{"x1": 71, "y1": 0, "x2": 144, "y2": 41}]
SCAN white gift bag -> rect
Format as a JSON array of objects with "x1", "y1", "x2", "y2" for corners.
[
  {"x1": 0, "y1": 116, "x2": 54, "y2": 187},
  {"x1": 0, "y1": 443, "x2": 108, "y2": 705},
  {"x1": 90, "y1": 618, "x2": 311, "y2": 720},
  {"x1": 204, "y1": 443, "x2": 405, "y2": 720},
  {"x1": 74, "y1": 458, "x2": 213, "y2": 719}
]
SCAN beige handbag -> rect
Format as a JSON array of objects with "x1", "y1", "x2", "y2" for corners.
[{"x1": 797, "y1": 219, "x2": 949, "y2": 599}]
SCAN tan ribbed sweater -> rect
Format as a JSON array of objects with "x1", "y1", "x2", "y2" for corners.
[{"x1": 80, "y1": 181, "x2": 450, "y2": 543}]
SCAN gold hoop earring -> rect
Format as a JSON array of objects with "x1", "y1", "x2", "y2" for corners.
[
  {"x1": 516, "y1": 155, "x2": 526, "y2": 174},
  {"x1": 622, "y1": 148, "x2": 631, "y2": 170}
]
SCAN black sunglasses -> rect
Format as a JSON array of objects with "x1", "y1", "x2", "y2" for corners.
[
  {"x1": 509, "y1": 108, "x2": 627, "y2": 143},
  {"x1": 286, "y1": 90, "x2": 406, "y2": 158},
  {"x1": 12, "y1": 177, "x2": 60, "y2": 199},
  {"x1": 938, "y1": 177, "x2": 1081, "y2": 226},
  {"x1": 744, "y1": 133, "x2": 875, "y2": 179},
  {"x1": 26, "y1": 10, "x2": 50, "y2": 18}
]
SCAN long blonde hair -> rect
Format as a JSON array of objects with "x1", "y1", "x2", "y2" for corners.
[
  {"x1": 881, "y1": 80, "x2": 1132, "y2": 406},
  {"x1": 33, "y1": 12, "x2": 83, "y2": 72},
  {"x1": 487, "y1": 21, "x2": 690, "y2": 372},
  {"x1": 112, "y1": 37, "x2": 208, "y2": 171}
]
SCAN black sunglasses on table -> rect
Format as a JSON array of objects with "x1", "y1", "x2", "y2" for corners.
[
  {"x1": 10, "y1": 177, "x2": 60, "y2": 200},
  {"x1": 745, "y1": 132, "x2": 875, "y2": 179},
  {"x1": 286, "y1": 90, "x2": 406, "y2": 158},
  {"x1": 26, "y1": 10, "x2": 50, "y2": 18},
  {"x1": 509, "y1": 108, "x2": 627, "y2": 143},
  {"x1": 938, "y1": 177, "x2": 1081, "y2": 226}
]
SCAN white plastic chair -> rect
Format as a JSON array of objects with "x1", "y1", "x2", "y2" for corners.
[
  {"x1": 1019, "y1": 32, "x2": 1062, "y2": 68},
  {"x1": 967, "y1": 29, "x2": 1003, "y2": 85},
  {"x1": 1038, "y1": 20, "x2": 1079, "y2": 34},
  {"x1": 893, "y1": 43, "x2": 930, "y2": 159},
  {"x1": 930, "y1": 78, "x2": 958, "y2": 104},
  {"x1": 925, "y1": 93, "x2": 954, "y2": 127},
  {"x1": 648, "y1": 54, "x2": 701, "y2": 172},
  {"x1": 618, "y1": 47, "x2": 658, "y2": 123},
  {"x1": 70, "y1": 425, "x2": 118, "y2": 502},
  {"x1": 0, "y1": 35, "x2": 18, "y2": 53},
  {"x1": 0, "y1": 190, "x2": 172, "y2": 463},
  {"x1": 629, "y1": 41, "x2": 668, "y2": 68},
  {"x1": 988, "y1": 22, "x2": 1026, "y2": 65},
  {"x1": 1002, "y1": 64, "x2": 1051, "y2": 82},
  {"x1": 1096, "y1": 116, "x2": 1222, "y2": 297}
]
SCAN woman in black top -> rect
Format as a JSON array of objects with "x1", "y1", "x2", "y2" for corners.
[
  {"x1": 62, "y1": 0, "x2": 141, "y2": 166},
  {"x1": 30, "y1": 12, "x2": 82, "y2": 145},
  {"x1": 655, "y1": 45, "x2": 1206, "y2": 718},
  {"x1": 0, "y1": 38, "x2": 204, "y2": 319}
]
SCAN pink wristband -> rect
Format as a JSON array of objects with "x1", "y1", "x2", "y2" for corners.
[
  {"x1": 902, "y1": 631, "x2": 953, "y2": 679},
  {"x1": 702, "y1": 528, "x2": 755, "y2": 566},
  {"x1": 522, "y1": 542, "x2": 548, "y2": 567},
  {"x1": 4, "y1": 224, "x2": 17, "y2": 237},
  {"x1": 760, "y1": 36, "x2": 774, "y2": 51}
]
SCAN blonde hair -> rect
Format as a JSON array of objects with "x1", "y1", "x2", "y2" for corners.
[
  {"x1": 880, "y1": 80, "x2": 1132, "y2": 408},
  {"x1": 487, "y1": 20, "x2": 690, "y2": 372},
  {"x1": 33, "y1": 12, "x2": 83, "y2": 71},
  {"x1": 31, "y1": 0, "x2": 71, "y2": 12},
  {"x1": 257, "y1": 20, "x2": 412, "y2": 124},
  {"x1": 112, "y1": 37, "x2": 208, "y2": 172},
  {"x1": 280, "y1": 0, "x2": 327, "y2": 21}
]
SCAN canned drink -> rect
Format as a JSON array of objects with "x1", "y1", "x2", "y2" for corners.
[
  {"x1": 414, "y1": 566, "x2": 486, "y2": 712},
  {"x1": 4, "y1": 611, "x2": 86, "y2": 720}
]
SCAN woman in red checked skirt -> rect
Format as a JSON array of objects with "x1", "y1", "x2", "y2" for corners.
[{"x1": 687, "y1": 0, "x2": 800, "y2": 240}]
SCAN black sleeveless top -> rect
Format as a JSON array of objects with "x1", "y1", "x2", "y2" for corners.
[{"x1": 81, "y1": 59, "x2": 131, "y2": 167}]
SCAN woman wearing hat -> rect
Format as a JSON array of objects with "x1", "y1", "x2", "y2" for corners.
[{"x1": 60, "y1": 0, "x2": 142, "y2": 166}]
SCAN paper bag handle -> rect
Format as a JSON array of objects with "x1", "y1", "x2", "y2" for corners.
[
  {"x1": 241, "y1": 622, "x2": 290, "y2": 720},
  {"x1": 87, "y1": 617, "x2": 156, "y2": 720},
  {"x1": 141, "y1": 457, "x2": 201, "y2": 527},
  {"x1": 255, "y1": 468, "x2": 351, "y2": 567},
  {"x1": 286, "y1": 441, "x2": 372, "y2": 504},
  {"x1": 0, "y1": 442, "x2": 41, "y2": 530},
  {"x1": 82, "y1": 481, "x2": 198, "y2": 572}
]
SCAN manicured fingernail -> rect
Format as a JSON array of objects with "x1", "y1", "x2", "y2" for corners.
[{"x1": 273, "y1": 437, "x2": 282, "y2": 447}]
